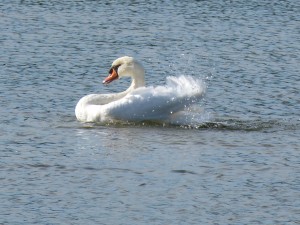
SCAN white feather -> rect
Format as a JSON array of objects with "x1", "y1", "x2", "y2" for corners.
[{"x1": 75, "y1": 56, "x2": 205, "y2": 123}]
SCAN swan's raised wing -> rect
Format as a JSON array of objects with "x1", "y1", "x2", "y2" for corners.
[{"x1": 105, "y1": 76, "x2": 206, "y2": 122}]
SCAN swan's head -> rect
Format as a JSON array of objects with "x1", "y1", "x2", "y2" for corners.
[{"x1": 103, "y1": 56, "x2": 145, "y2": 85}]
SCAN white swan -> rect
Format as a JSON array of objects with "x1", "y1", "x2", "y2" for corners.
[{"x1": 75, "y1": 56, "x2": 205, "y2": 123}]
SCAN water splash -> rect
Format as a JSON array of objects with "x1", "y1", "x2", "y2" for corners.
[{"x1": 82, "y1": 115, "x2": 300, "y2": 133}]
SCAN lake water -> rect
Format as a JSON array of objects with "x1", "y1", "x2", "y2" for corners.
[{"x1": 1, "y1": 0, "x2": 300, "y2": 224}]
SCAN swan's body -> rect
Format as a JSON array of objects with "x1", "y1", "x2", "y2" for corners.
[{"x1": 75, "y1": 56, "x2": 205, "y2": 123}]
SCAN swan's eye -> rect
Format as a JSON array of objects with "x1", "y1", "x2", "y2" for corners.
[
  {"x1": 114, "y1": 64, "x2": 121, "y2": 71},
  {"x1": 109, "y1": 64, "x2": 121, "y2": 74}
]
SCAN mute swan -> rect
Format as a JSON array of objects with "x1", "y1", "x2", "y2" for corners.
[{"x1": 75, "y1": 56, "x2": 205, "y2": 123}]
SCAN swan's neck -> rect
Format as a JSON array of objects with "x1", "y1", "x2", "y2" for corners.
[
  {"x1": 129, "y1": 74, "x2": 145, "y2": 90},
  {"x1": 126, "y1": 67, "x2": 145, "y2": 92}
]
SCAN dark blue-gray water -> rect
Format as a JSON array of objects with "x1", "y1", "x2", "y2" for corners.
[{"x1": 1, "y1": 0, "x2": 300, "y2": 224}]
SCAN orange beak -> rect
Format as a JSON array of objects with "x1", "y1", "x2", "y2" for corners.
[{"x1": 103, "y1": 68, "x2": 118, "y2": 85}]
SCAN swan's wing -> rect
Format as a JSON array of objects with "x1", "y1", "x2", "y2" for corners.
[{"x1": 106, "y1": 76, "x2": 206, "y2": 122}]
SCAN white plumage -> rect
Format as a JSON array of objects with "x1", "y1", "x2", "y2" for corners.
[{"x1": 75, "y1": 56, "x2": 205, "y2": 123}]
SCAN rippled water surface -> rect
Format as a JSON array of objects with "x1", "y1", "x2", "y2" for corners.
[{"x1": 1, "y1": 0, "x2": 300, "y2": 224}]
